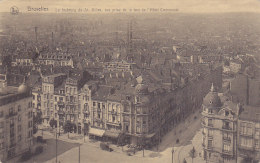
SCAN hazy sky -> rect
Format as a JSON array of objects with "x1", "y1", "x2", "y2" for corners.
[{"x1": 0, "y1": 0, "x2": 260, "y2": 13}]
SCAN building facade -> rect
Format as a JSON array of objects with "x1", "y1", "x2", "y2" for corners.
[
  {"x1": 238, "y1": 106, "x2": 260, "y2": 162},
  {"x1": 0, "y1": 84, "x2": 33, "y2": 161},
  {"x1": 201, "y1": 84, "x2": 238, "y2": 163}
]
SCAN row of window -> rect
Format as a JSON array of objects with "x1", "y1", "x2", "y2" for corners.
[
  {"x1": 42, "y1": 85, "x2": 54, "y2": 93},
  {"x1": 66, "y1": 87, "x2": 77, "y2": 95},
  {"x1": 28, "y1": 120, "x2": 33, "y2": 128}
]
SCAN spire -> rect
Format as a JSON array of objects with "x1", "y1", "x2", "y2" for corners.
[{"x1": 210, "y1": 83, "x2": 216, "y2": 92}]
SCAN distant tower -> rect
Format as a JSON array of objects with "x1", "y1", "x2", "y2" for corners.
[
  {"x1": 127, "y1": 19, "x2": 134, "y2": 62},
  {"x1": 35, "y1": 26, "x2": 38, "y2": 43},
  {"x1": 51, "y1": 31, "x2": 54, "y2": 53}
]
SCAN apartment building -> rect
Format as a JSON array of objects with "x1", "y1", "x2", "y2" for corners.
[
  {"x1": 0, "y1": 84, "x2": 33, "y2": 161},
  {"x1": 38, "y1": 54, "x2": 74, "y2": 67},
  {"x1": 238, "y1": 106, "x2": 260, "y2": 162},
  {"x1": 201, "y1": 84, "x2": 239, "y2": 163},
  {"x1": 41, "y1": 73, "x2": 67, "y2": 124}
]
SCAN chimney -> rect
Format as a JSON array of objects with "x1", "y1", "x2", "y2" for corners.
[
  {"x1": 130, "y1": 71, "x2": 133, "y2": 76},
  {"x1": 122, "y1": 72, "x2": 125, "y2": 78},
  {"x1": 110, "y1": 73, "x2": 112, "y2": 78},
  {"x1": 116, "y1": 73, "x2": 118, "y2": 78}
]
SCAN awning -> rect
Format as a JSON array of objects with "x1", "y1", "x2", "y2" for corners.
[
  {"x1": 88, "y1": 127, "x2": 105, "y2": 137},
  {"x1": 145, "y1": 133, "x2": 156, "y2": 139},
  {"x1": 104, "y1": 130, "x2": 121, "y2": 139}
]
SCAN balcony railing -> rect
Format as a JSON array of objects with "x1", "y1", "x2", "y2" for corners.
[
  {"x1": 6, "y1": 112, "x2": 17, "y2": 119},
  {"x1": 222, "y1": 150, "x2": 233, "y2": 155},
  {"x1": 57, "y1": 101, "x2": 65, "y2": 106},
  {"x1": 222, "y1": 125, "x2": 232, "y2": 130},
  {"x1": 223, "y1": 137, "x2": 231, "y2": 142},
  {"x1": 208, "y1": 123, "x2": 213, "y2": 127},
  {"x1": 238, "y1": 144, "x2": 254, "y2": 151},
  {"x1": 111, "y1": 110, "x2": 117, "y2": 115},
  {"x1": 83, "y1": 110, "x2": 90, "y2": 114},
  {"x1": 9, "y1": 143, "x2": 16, "y2": 148}
]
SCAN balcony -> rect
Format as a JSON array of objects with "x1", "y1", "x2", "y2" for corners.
[
  {"x1": 222, "y1": 150, "x2": 233, "y2": 155},
  {"x1": 239, "y1": 132, "x2": 254, "y2": 138},
  {"x1": 111, "y1": 110, "x2": 117, "y2": 115},
  {"x1": 222, "y1": 125, "x2": 232, "y2": 131},
  {"x1": 208, "y1": 135, "x2": 213, "y2": 139},
  {"x1": 57, "y1": 101, "x2": 65, "y2": 106},
  {"x1": 10, "y1": 133, "x2": 15, "y2": 138},
  {"x1": 58, "y1": 110, "x2": 65, "y2": 115},
  {"x1": 208, "y1": 123, "x2": 213, "y2": 127},
  {"x1": 9, "y1": 143, "x2": 16, "y2": 148},
  {"x1": 223, "y1": 137, "x2": 231, "y2": 142},
  {"x1": 94, "y1": 118, "x2": 102, "y2": 123},
  {"x1": 6, "y1": 112, "x2": 17, "y2": 119},
  {"x1": 83, "y1": 110, "x2": 90, "y2": 114},
  {"x1": 238, "y1": 144, "x2": 254, "y2": 151}
]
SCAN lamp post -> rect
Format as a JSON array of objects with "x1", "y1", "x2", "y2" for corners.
[
  {"x1": 78, "y1": 144, "x2": 81, "y2": 163},
  {"x1": 172, "y1": 147, "x2": 174, "y2": 163},
  {"x1": 56, "y1": 128, "x2": 58, "y2": 163}
]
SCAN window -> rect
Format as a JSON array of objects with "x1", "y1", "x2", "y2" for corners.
[
  {"x1": 208, "y1": 140, "x2": 213, "y2": 148},
  {"x1": 0, "y1": 122, "x2": 3, "y2": 128},
  {"x1": 208, "y1": 129, "x2": 213, "y2": 137},
  {"x1": 136, "y1": 126, "x2": 141, "y2": 133},
  {"x1": 0, "y1": 111, "x2": 3, "y2": 117},
  {"x1": 240, "y1": 137, "x2": 253, "y2": 147},
  {"x1": 18, "y1": 115, "x2": 21, "y2": 121},
  {"x1": 225, "y1": 111, "x2": 229, "y2": 116},
  {"x1": 93, "y1": 102, "x2": 96, "y2": 107},
  {"x1": 255, "y1": 130, "x2": 260, "y2": 139},
  {"x1": 9, "y1": 107, "x2": 14, "y2": 114},
  {"x1": 55, "y1": 97, "x2": 57, "y2": 101},
  {"x1": 208, "y1": 119, "x2": 213, "y2": 127},
  {"x1": 256, "y1": 141, "x2": 260, "y2": 149},
  {"x1": 112, "y1": 116, "x2": 115, "y2": 122},
  {"x1": 18, "y1": 125, "x2": 21, "y2": 132},
  {"x1": 223, "y1": 144, "x2": 231, "y2": 152},
  {"x1": 18, "y1": 135, "x2": 22, "y2": 141}
]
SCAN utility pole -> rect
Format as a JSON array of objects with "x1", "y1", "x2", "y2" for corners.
[
  {"x1": 172, "y1": 147, "x2": 174, "y2": 163},
  {"x1": 56, "y1": 128, "x2": 58, "y2": 163},
  {"x1": 79, "y1": 145, "x2": 81, "y2": 163}
]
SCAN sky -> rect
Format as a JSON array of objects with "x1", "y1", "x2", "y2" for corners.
[{"x1": 0, "y1": 0, "x2": 260, "y2": 13}]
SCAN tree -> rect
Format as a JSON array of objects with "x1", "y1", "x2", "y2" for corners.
[
  {"x1": 240, "y1": 156, "x2": 254, "y2": 163},
  {"x1": 33, "y1": 111, "x2": 43, "y2": 134},
  {"x1": 189, "y1": 147, "x2": 197, "y2": 163},
  {"x1": 64, "y1": 121, "x2": 74, "y2": 138},
  {"x1": 49, "y1": 119, "x2": 57, "y2": 128}
]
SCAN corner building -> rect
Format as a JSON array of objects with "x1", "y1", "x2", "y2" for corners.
[
  {"x1": 0, "y1": 84, "x2": 33, "y2": 161},
  {"x1": 201, "y1": 84, "x2": 238, "y2": 163}
]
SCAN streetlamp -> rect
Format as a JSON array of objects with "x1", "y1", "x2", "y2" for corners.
[{"x1": 172, "y1": 147, "x2": 174, "y2": 163}]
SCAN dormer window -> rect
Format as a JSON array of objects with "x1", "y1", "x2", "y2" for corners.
[{"x1": 225, "y1": 111, "x2": 229, "y2": 116}]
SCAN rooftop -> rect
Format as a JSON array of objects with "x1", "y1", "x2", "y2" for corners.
[{"x1": 239, "y1": 105, "x2": 260, "y2": 122}]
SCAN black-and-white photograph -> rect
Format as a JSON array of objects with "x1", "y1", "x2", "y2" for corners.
[{"x1": 0, "y1": 0, "x2": 260, "y2": 162}]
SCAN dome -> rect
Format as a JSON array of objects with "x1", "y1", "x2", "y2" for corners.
[
  {"x1": 135, "y1": 75, "x2": 148, "y2": 94},
  {"x1": 135, "y1": 83, "x2": 148, "y2": 94},
  {"x1": 203, "y1": 83, "x2": 222, "y2": 108},
  {"x1": 18, "y1": 83, "x2": 30, "y2": 94}
]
